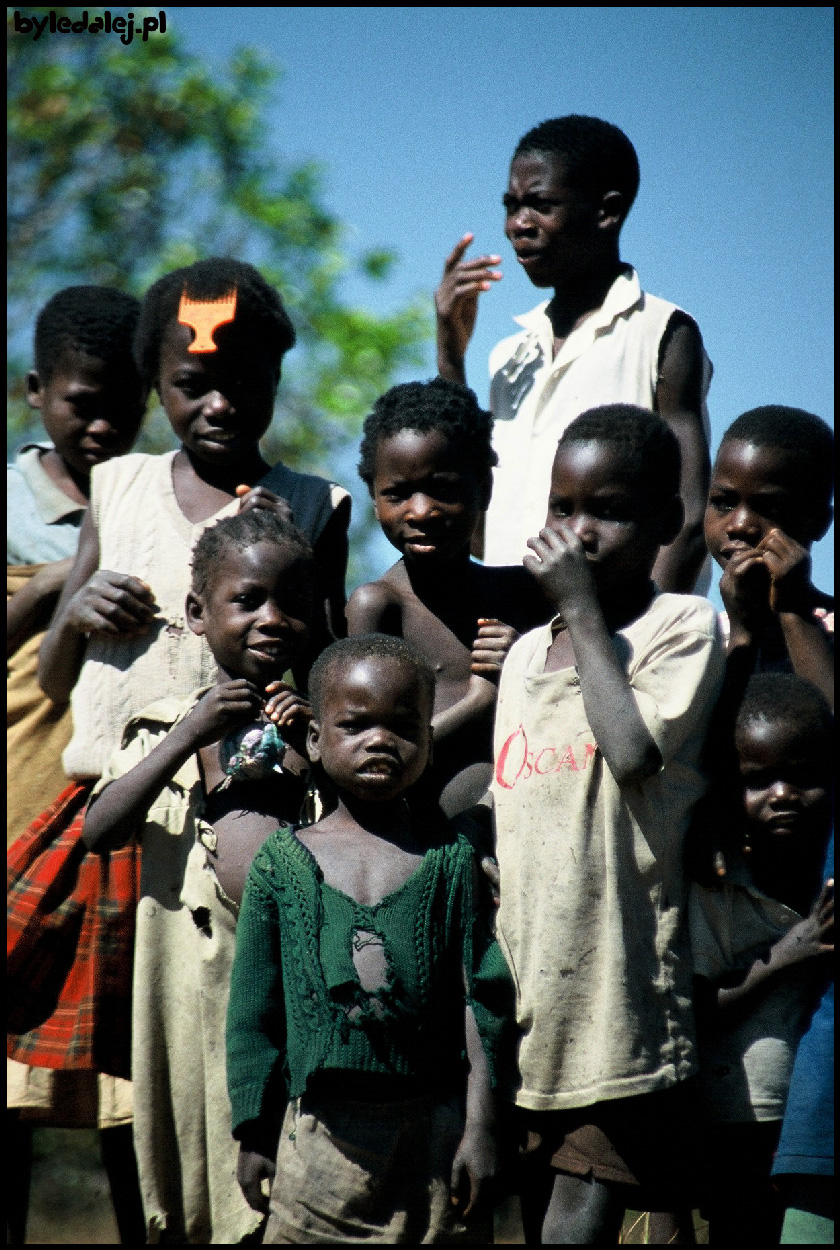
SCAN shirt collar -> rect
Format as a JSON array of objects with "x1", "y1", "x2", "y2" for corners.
[
  {"x1": 14, "y1": 443, "x2": 87, "y2": 525},
  {"x1": 513, "y1": 266, "x2": 643, "y2": 368}
]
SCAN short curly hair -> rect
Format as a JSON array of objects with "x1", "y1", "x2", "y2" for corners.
[
  {"x1": 34, "y1": 286, "x2": 143, "y2": 385},
  {"x1": 736, "y1": 673, "x2": 833, "y2": 752},
  {"x1": 557, "y1": 404, "x2": 681, "y2": 509},
  {"x1": 190, "y1": 508, "x2": 313, "y2": 598},
  {"x1": 514, "y1": 115, "x2": 640, "y2": 222},
  {"x1": 308, "y1": 634, "x2": 436, "y2": 720},
  {"x1": 720, "y1": 406, "x2": 834, "y2": 512},
  {"x1": 134, "y1": 257, "x2": 296, "y2": 388},
  {"x1": 357, "y1": 377, "x2": 497, "y2": 491}
]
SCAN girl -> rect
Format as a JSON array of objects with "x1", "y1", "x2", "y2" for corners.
[{"x1": 226, "y1": 634, "x2": 513, "y2": 1244}]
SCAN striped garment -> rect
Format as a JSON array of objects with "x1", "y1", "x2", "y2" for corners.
[{"x1": 7, "y1": 782, "x2": 139, "y2": 1078}]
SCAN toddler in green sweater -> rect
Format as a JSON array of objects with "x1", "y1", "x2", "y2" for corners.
[{"x1": 226, "y1": 634, "x2": 512, "y2": 1244}]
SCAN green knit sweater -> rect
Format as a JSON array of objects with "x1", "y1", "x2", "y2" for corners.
[{"x1": 226, "y1": 823, "x2": 514, "y2": 1141}]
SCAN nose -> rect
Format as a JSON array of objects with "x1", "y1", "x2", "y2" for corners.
[
  {"x1": 568, "y1": 513, "x2": 597, "y2": 550},
  {"x1": 406, "y1": 492, "x2": 439, "y2": 523},
  {"x1": 507, "y1": 207, "x2": 537, "y2": 237},
  {"x1": 203, "y1": 390, "x2": 234, "y2": 419},
  {"x1": 725, "y1": 502, "x2": 761, "y2": 543},
  {"x1": 256, "y1": 599, "x2": 288, "y2": 632},
  {"x1": 769, "y1": 779, "x2": 798, "y2": 805},
  {"x1": 85, "y1": 415, "x2": 119, "y2": 439}
]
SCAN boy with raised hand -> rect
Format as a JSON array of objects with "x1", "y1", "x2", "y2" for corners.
[
  {"x1": 347, "y1": 377, "x2": 550, "y2": 817},
  {"x1": 436, "y1": 115, "x2": 712, "y2": 592},
  {"x1": 493, "y1": 404, "x2": 724, "y2": 1242}
]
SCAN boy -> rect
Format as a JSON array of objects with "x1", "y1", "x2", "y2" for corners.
[
  {"x1": 347, "y1": 377, "x2": 551, "y2": 817},
  {"x1": 690, "y1": 674, "x2": 833, "y2": 1242},
  {"x1": 492, "y1": 404, "x2": 724, "y2": 1242},
  {"x1": 7, "y1": 285, "x2": 146, "y2": 1245},
  {"x1": 81, "y1": 509, "x2": 315, "y2": 1243},
  {"x1": 436, "y1": 115, "x2": 712, "y2": 592},
  {"x1": 704, "y1": 405, "x2": 833, "y2": 709},
  {"x1": 227, "y1": 634, "x2": 512, "y2": 1243}
]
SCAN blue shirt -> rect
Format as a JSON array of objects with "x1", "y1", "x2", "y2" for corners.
[{"x1": 7, "y1": 443, "x2": 85, "y2": 565}]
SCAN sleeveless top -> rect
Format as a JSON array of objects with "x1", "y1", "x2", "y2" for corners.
[
  {"x1": 63, "y1": 452, "x2": 239, "y2": 778},
  {"x1": 484, "y1": 267, "x2": 713, "y2": 567}
]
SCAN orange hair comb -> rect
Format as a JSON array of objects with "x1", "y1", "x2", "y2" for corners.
[{"x1": 177, "y1": 288, "x2": 238, "y2": 353}]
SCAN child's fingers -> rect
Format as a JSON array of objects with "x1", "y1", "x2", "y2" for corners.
[
  {"x1": 443, "y1": 234, "x2": 475, "y2": 270},
  {"x1": 235, "y1": 484, "x2": 251, "y2": 497}
]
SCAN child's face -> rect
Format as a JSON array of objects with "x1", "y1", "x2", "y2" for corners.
[
  {"x1": 372, "y1": 429, "x2": 488, "y2": 565},
  {"x1": 186, "y1": 541, "x2": 312, "y2": 685},
  {"x1": 26, "y1": 350, "x2": 145, "y2": 477},
  {"x1": 547, "y1": 440, "x2": 672, "y2": 598},
  {"x1": 737, "y1": 717, "x2": 831, "y2": 858},
  {"x1": 705, "y1": 439, "x2": 821, "y2": 568},
  {"x1": 503, "y1": 151, "x2": 603, "y2": 289},
  {"x1": 308, "y1": 657, "x2": 433, "y2": 802},
  {"x1": 157, "y1": 321, "x2": 277, "y2": 466}
]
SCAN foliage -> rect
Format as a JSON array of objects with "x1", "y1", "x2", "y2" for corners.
[{"x1": 7, "y1": 7, "x2": 431, "y2": 489}]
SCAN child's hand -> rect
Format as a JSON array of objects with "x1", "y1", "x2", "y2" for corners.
[
  {"x1": 480, "y1": 856, "x2": 500, "y2": 908},
  {"x1": 471, "y1": 619, "x2": 519, "y2": 684},
  {"x1": 236, "y1": 1146, "x2": 276, "y2": 1215},
  {"x1": 774, "y1": 879, "x2": 834, "y2": 971},
  {"x1": 235, "y1": 484, "x2": 294, "y2": 524},
  {"x1": 65, "y1": 570, "x2": 157, "y2": 637},
  {"x1": 757, "y1": 528, "x2": 813, "y2": 615},
  {"x1": 718, "y1": 548, "x2": 770, "y2": 641},
  {"x1": 264, "y1": 680, "x2": 312, "y2": 754},
  {"x1": 450, "y1": 1120, "x2": 497, "y2": 1218},
  {"x1": 523, "y1": 526, "x2": 596, "y2": 616},
  {"x1": 186, "y1": 680, "x2": 264, "y2": 748},
  {"x1": 435, "y1": 235, "x2": 502, "y2": 369}
]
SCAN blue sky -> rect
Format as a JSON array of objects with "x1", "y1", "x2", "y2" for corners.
[{"x1": 173, "y1": 6, "x2": 834, "y2": 596}]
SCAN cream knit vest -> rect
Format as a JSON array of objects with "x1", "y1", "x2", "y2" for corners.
[{"x1": 64, "y1": 452, "x2": 238, "y2": 778}]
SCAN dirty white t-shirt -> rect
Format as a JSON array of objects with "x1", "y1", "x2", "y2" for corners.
[{"x1": 493, "y1": 592, "x2": 724, "y2": 1110}]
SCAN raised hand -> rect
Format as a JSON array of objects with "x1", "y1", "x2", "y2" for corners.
[
  {"x1": 65, "y1": 570, "x2": 157, "y2": 637},
  {"x1": 263, "y1": 680, "x2": 312, "y2": 754},
  {"x1": 235, "y1": 484, "x2": 294, "y2": 524},
  {"x1": 718, "y1": 548, "x2": 771, "y2": 643},
  {"x1": 470, "y1": 618, "x2": 519, "y2": 684},
  {"x1": 774, "y1": 878, "x2": 834, "y2": 971},
  {"x1": 758, "y1": 528, "x2": 812, "y2": 615},
  {"x1": 185, "y1": 679, "x2": 264, "y2": 749},
  {"x1": 523, "y1": 526, "x2": 596, "y2": 617},
  {"x1": 435, "y1": 234, "x2": 502, "y2": 382}
]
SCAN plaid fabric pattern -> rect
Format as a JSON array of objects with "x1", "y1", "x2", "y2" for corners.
[{"x1": 7, "y1": 781, "x2": 140, "y2": 1078}]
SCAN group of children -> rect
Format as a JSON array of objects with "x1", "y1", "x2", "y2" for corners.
[{"x1": 7, "y1": 114, "x2": 834, "y2": 1248}]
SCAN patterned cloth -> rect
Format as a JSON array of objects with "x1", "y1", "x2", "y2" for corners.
[{"x1": 7, "y1": 781, "x2": 140, "y2": 1078}]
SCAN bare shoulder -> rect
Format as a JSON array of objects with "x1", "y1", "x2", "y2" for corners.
[{"x1": 346, "y1": 569, "x2": 406, "y2": 635}]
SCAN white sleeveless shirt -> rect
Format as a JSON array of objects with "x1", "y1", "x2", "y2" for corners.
[
  {"x1": 484, "y1": 268, "x2": 712, "y2": 567},
  {"x1": 63, "y1": 452, "x2": 238, "y2": 778}
]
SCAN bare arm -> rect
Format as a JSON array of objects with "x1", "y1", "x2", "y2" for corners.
[
  {"x1": 435, "y1": 235, "x2": 502, "y2": 385},
  {"x1": 450, "y1": 989, "x2": 496, "y2": 1217},
  {"x1": 525, "y1": 527, "x2": 661, "y2": 787},
  {"x1": 38, "y1": 509, "x2": 157, "y2": 703},
  {"x1": 7, "y1": 557, "x2": 74, "y2": 657},
  {"x1": 759, "y1": 529, "x2": 834, "y2": 709},
  {"x1": 83, "y1": 680, "x2": 263, "y2": 852},
  {"x1": 345, "y1": 579, "x2": 401, "y2": 636},
  {"x1": 653, "y1": 314, "x2": 710, "y2": 593}
]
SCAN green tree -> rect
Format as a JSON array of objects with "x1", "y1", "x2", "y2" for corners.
[{"x1": 7, "y1": 8, "x2": 430, "y2": 530}]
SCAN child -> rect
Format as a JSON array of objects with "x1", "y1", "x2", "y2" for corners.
[
  {"x1": 690, "y1": 674, "x2": 833, "y2": 1242},
  {"x1": 347, "y1": 377, "x2": 550, "y2": 816},
  {"x1": 704, "y1": 405, "x2": 833, "y2": 709},
  {"x1": 226, "y1": 634, "x2": 514, "y2": 1244},
  {"x1": 82, "y1": 509, "x2": 315, "y2": 1243},
  {"x1": 7, "y1": 285, "x2": 146, "y2": 1245},
  {"x1": 492, "y1": 404, "x2": 725, "y2": 1242},
  {"x1": 8, "y1": 285, "x2": 147, "y2": 839},
  {"x1": 435, "y1": 115, "x2": 712, "y2": 593}
]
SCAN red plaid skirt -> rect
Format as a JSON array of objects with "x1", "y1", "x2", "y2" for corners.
[{"x1": 7, "y1": 781, "x2": 140, "y2": 1079}]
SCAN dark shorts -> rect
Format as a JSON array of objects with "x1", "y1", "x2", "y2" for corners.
[{"x1": 516, "y1": 1080, "x2": 700, "y2": 1208}]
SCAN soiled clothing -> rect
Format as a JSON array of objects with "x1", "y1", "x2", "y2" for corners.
[
  {"x1": 264, "y1": 1094, "x2": 491, "y2": 1244},
  {"x1": 492, "y1": 592, "x2": 724, "y2": 1111},
  {"x1": 690, "y1": 865, "x2": 820, "y2": 1123},
  {"x1": 227, "y1": 824, "x2": 513, "y2": 1144},
  {"x1": 483, "y1": 269, "x2": 712, "y2": 568},
  {"x1": 64, "y1": 453, "x2": 238, "y2": 779},
  {"x1": 7, "y1": 443, "x2": 85, "y2": 564},
  {"x1": 93, "y1": 691, "x2": 263, "y2": 1244}
]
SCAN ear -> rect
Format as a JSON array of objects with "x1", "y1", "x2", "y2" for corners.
[
  {"x1": 597, "y1": 190, "x2": 625, "y2": 234},
  {"x1": 658, "y1": 495, "x2": 684, "y2": 548},
  {"x1": 185, "y1": 591, "x2": 206, "y2": 637},
  {"x1": 306, "y1": 719, "x2": 321, "y2": 764},
  {"x1": 477, "y1": 468, "x2": 493, "y2": 513},
  {"x1": 806, "y1": 502, "x2": 833, "y2": 545},
  {"x1": 26, "y1": 371, "x2": 43, "y2": 411}
]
